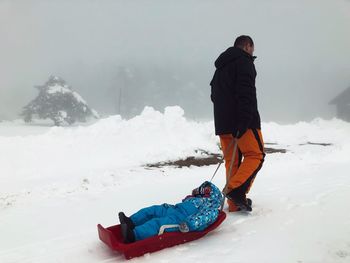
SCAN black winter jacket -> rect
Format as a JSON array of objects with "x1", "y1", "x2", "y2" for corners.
[{"x1": 210, "y1": 47, "x2": 261, "y2": 135}]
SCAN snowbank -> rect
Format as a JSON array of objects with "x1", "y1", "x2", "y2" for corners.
[
  {"x1": 0, "y1": 106, "x2": 350, "y2": 263},
  {"x1": 0, "y1": 106, "x2": 217, "y2": 194}
]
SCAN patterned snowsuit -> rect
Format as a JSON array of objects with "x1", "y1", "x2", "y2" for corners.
[{"x1": 130, "y1": 181, "x2": 223, "y2": 241}]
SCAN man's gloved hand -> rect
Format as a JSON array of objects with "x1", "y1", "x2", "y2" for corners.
[{"x1": 179, "y1": 222, "x2": 189, "y2": 233}]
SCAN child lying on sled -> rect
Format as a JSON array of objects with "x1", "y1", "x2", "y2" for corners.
[{"x1": 118, "y1": 181, "x2": 223, "y2": 243}]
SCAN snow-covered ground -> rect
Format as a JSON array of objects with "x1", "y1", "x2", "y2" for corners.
[{"x1": 0, "y1": 106, "x2": 349, "y2": 263}]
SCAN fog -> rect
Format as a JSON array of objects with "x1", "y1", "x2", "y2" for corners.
[{"x1": 1, "y1": 0, "x2": 350, "y2": 122}]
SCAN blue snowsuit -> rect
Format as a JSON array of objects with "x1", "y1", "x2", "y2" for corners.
[{"x1": 130, "y1": 181, "x2": 223, "y2": 241}]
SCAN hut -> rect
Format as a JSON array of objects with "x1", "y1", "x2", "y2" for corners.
[{"x1": 329, "y1": 87, "x2": 350, "y2": 122}]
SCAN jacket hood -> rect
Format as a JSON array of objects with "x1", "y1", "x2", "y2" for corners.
[
  {"x1": 198, "y1": 181, "x2": 223, "y2": 201},
  {"x1": 214, "y1": 47, "x2": 256, "y2": 69}
]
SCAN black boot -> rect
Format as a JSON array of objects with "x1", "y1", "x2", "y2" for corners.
[
  {"x1": 225, "y1": 191, "x2": 252, "y2": 212},
  {"x1": 118, "y1": 212, "x2": 135, "y2": 229},
  {"x1": 247, "y1": 198, "x2": 253, "y2": 207},
  {"x1": 121, "y1": 223, "x2": 135, "y2": 243}
]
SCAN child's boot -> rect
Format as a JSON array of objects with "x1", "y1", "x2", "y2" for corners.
[
  {"x1": 118, "y1": 212, "x2": 135, "y2": 229},
  {"x1": 121, "y1": 223, "x2": 135, "y2": 243}
]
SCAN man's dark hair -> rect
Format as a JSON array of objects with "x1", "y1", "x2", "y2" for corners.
[{"x1": 234, "y1": 35, "x2": 254, "y2": 48}]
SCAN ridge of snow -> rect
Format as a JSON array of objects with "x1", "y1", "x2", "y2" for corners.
[
  {"x1": 0, "y1": 106, "x2": 350, "y2": 263},
  {"x1": 47, "y1": 84, "x2": 72, "y2": 95},
  {"x1": 72, "y1": 91, "x2": 87, "y2": 105}
]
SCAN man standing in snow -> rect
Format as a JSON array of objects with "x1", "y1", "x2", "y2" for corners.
[{"x1": 210, "y1": 35, "x2": 265, "y2": 212}]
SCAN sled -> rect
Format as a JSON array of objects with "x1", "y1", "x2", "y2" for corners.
[{"x1": 97, "y1": 211, "x2": 226, "y2": 259}]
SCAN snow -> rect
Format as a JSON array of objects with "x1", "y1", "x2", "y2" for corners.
[
  {"x1": 46, "y1": 83, "x2": 88, "y2": 107},
  {"x1": 0, "y1": 106, "x2": 349, "y2": 263},
  {"x1": 72, "y1": 91, "x2": 88, "y2": 105},
  {"x1": 91, "y1": 109, "x2": 100, "y2": 119},
  {"x1": 46, "y1": 84, "x2": 88, "y2": 107},
  {"x1": 47, "y1": 84, "x2": 71, "y2": 95}
]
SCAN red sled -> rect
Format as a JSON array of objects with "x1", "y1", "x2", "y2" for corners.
[{"x1": 97, "y1": 211, "x2": 226, "y2": 260}]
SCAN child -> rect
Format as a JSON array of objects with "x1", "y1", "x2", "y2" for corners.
[{"x1": 118, "y1": 181, "x2": 223, "y2": 243}]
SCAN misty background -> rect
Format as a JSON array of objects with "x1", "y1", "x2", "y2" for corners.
[{"x1": 1, "y1": 0, "x2": 349, "y2": 123}]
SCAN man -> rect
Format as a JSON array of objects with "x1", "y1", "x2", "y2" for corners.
[{"x1": 210, "y1": 35, "x2": 265, "y2": 212}]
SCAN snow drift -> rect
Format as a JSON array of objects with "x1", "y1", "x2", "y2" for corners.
[{"x1": 0, "y1": 106, "x2": 349, "y2": 263}]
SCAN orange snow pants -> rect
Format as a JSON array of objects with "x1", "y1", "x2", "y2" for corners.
[{"x1": 219, "y1": 129, "x2": 265, "y2": 212}]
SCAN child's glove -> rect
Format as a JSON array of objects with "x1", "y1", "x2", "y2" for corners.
[{"x1": 179, "y1": 222, "x2": 189, "y2": 233}]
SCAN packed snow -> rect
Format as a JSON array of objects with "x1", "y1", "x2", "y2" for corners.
[
  {"x1": 0, "y1": 106, "x2": 349, "y2": 263},
  {"x1": 47, "y1": 84, "x2": 72, "y2": 95},
  {"x1": 72, "y1": 91, "x2": 88, "y2": 105},
  {"x1": 47, "y1": 84, "x2": 89, "y2": 106}
]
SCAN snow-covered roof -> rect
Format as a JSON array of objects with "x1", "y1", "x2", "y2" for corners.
[
  {"x1": 72, "y1": 91, "x2": 87, "y2": 105},
  {"x1": 329, "y1": 87, "x2": 350, "y2": 105},
  {"x1": 47, "y1": 84, "x2": 72, "y2": 95},
  {"x1": 46, "y1": 85, "x2": 88, "y2": 106}
]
